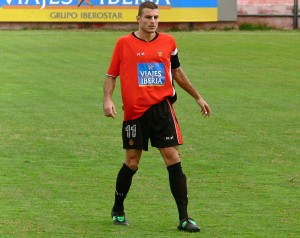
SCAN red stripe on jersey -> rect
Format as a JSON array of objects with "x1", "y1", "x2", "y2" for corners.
[{"x1": 167, "y1": 99, "x2": 183, "y2": 145}]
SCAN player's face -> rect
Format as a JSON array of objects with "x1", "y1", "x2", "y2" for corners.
[{"x1": 137, "y1": 8, "x2": 159, "y2": 34}]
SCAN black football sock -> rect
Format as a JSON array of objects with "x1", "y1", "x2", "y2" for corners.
[
  {"x1": 167, "y1": 162, "x2": 189, "y2": 221},
  {"x1": 112, "y1": 163, "x2": 137, "y2": 213}
]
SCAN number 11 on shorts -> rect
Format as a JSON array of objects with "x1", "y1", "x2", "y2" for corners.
[{"x1": 125, "y1": 124, "x2": 136, "y2": 138}]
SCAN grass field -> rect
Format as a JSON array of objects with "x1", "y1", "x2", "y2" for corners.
[{"x1": 0, "y1": 30, "x2": 299, "y2": 237}]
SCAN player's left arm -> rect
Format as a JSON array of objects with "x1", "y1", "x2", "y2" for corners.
[{"x1": 172, "y1": 67, "x2": 211, "y2": 117}]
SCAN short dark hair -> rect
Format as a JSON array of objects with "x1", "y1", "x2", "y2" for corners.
[{"x1": 138, "y1": 1, "x2": 158, "y2": 16}]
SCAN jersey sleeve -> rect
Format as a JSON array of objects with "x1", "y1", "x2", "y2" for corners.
[
  {"x1": 106, "y1": 38, "x2": 122, "y2": 77},
  {"x1": 171, "y1": 52, "x2": 181, "y2": 69},
  {"x1": 170, "y1": 38, "x2": 181, "y2": 69}
]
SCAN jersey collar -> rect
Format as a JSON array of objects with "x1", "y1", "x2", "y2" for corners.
[{"x1": 131, "y1": 32, "x2": 159, "y2": 42}]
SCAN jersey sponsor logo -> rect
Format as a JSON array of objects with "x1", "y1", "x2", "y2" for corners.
[{"x1": 138, "y1": 63, "x2": 165, "y2": 86}]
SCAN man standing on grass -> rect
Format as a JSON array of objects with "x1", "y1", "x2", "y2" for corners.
[{"x1": 103, "y1": 1, "x2": 211, "y2": 232}]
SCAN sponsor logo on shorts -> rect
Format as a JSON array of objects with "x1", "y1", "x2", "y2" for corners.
[{"x1": 129, "y1": 139, "x2": 135, "y2": 146}]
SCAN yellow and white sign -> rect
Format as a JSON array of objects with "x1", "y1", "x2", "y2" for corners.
[{"x1": 0, "y1": 0, "x2": 218, "y2": 22}]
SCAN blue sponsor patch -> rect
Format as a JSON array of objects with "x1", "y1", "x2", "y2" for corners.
[{"x1": 138, "y1": 63, "x2": 165, "y2": 86}]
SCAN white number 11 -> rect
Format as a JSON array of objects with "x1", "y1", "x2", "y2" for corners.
[{"x1": 125, "y1": 125, "x2": 136, "y2": 138}]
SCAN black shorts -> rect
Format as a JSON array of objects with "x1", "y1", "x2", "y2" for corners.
[{"x1": 122, "y1": 99, "x2": 183, "y2": 151}]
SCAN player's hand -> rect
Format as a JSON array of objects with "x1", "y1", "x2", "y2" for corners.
[
  {"x1": 196, "y1": 97, "x2": 211, "y2": 117},
  {"x1": 103, "y1": 99, "x2": 117, "y2": 119}
]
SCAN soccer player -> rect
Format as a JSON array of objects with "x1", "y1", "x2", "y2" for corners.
[{"x1": 103, "y1": 1, "x2": 211, "y2": 232}]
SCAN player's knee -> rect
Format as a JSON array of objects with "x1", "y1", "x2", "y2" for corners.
[
  {"x1": 159, "y1": 147, "x2": 180, "y2": 166},
  {"x1": 125, "y1": 150, "x2": 141, "y2": 170},
  {"x1": 164, "y1": 157, "x2": 181, "y2": 167},
  {"x1": 125, "y1": 160, "x2": 139, "y2": 171},
  {"x1": 125, "y1": 156, "x2": 140, "y2": 170}
]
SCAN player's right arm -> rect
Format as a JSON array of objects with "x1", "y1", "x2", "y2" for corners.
[
  {"x1": 104, "y1": 37, "x2": 122, "y2": 119},
  {"x1": 103, "y1": 75, "x2": 117, "y2": 119}
]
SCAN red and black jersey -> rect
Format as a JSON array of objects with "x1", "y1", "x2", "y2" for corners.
[{"x1": 107, "y1": 32, "x2": 180, "y2": 121}]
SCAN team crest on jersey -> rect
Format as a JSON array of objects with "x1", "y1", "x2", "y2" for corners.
[
  {"x1": 138, "y1": 63, "x2": 165, "y2": 86},
  {"x1": 157, "y1": 50, "x2": 163, "y2": 57}
]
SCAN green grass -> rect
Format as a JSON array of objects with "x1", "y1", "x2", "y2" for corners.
[{"x1": 0, "y1": 30, "x2": 299, "y2": 237}]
